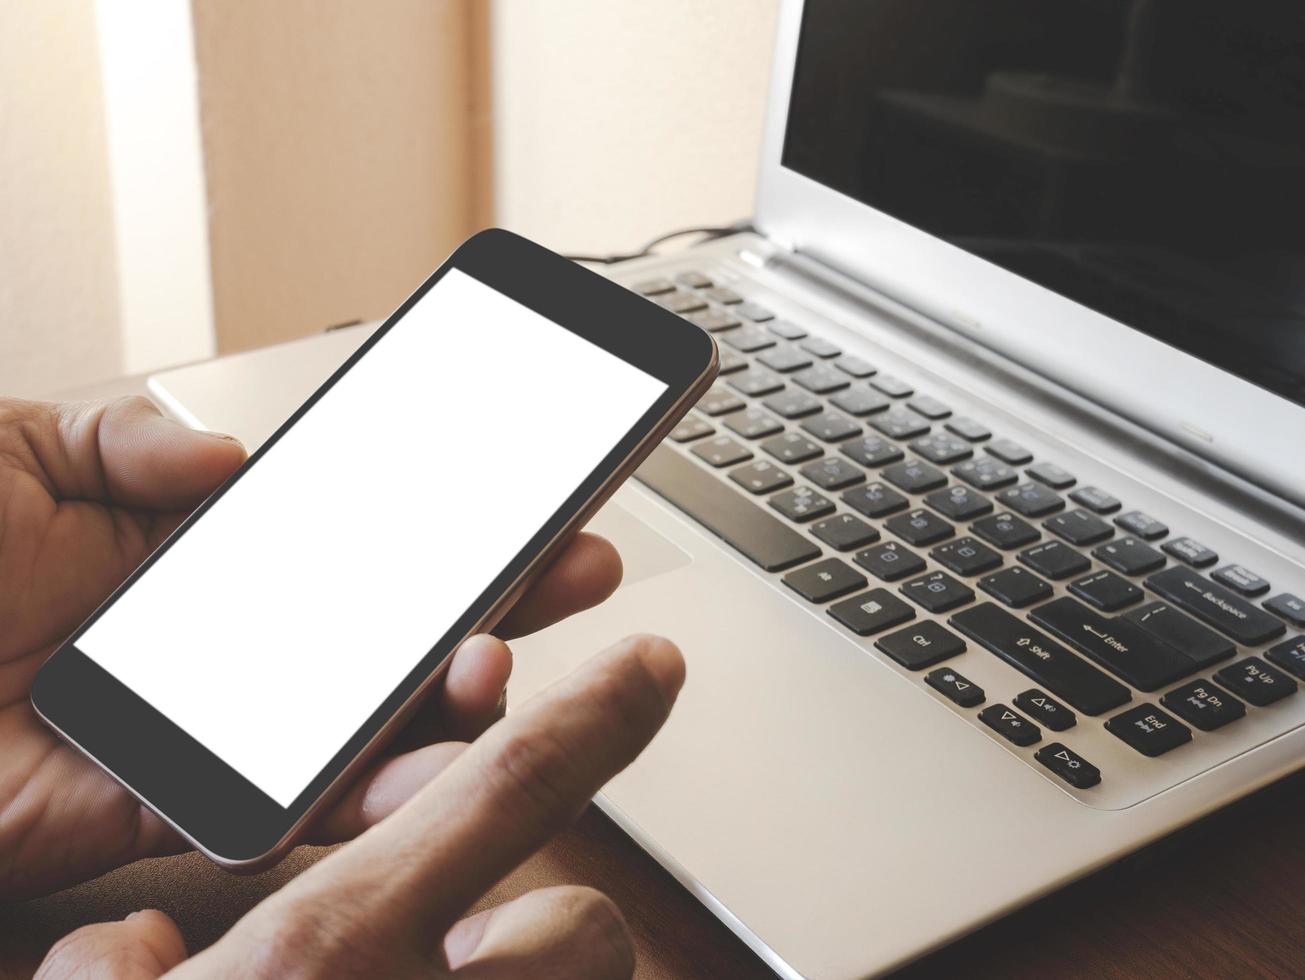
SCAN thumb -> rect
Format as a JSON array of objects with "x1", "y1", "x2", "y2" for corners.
[
  {"x1": 36, "y1": 910, "x2": 188, "y2": 980},
  {"x1": 41, "y1": 396, "x2": 247, "y2": 510}
]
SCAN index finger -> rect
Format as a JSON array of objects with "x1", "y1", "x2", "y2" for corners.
[{"x1": 283, "y1": 633, "x2": 683, "y2": 940}]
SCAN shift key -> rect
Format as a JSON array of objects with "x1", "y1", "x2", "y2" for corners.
[
  {"x1": 950, "y1": 603, "x2": 1131, "y2": 716},
  {"x1": 1146, "y1": 567, "x2": 1285, "y2": 647},
  {"x1": 1029, "y1": 596, "x2": 1196, "y2": 692}
]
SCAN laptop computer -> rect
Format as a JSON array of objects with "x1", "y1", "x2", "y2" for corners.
[{"x1": 151, "y1": 2, "x2": 1305, "y2": 976}]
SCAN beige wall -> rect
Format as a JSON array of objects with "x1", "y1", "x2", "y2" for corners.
[
  {"x1": 490, "y1": 0, "x2": 779, "y2": 257},
  {"x1": 0, "y1": 1, "x2": 122, "y2": 398},
  {"x1": 193, "y1": 0, "x2": 484, "y2": 354}
]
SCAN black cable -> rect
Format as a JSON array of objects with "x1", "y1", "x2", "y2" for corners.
[{"x1": 563, "y1": 219, "x2": 753, "y2": 265}]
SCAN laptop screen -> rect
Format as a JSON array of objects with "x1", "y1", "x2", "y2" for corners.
[{"x1": 782, "y1": 0, "x2": 1305, "y2": 411}]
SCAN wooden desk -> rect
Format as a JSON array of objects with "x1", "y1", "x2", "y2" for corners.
[{"x1": 4, "y1": 372, "x2": 1304, "y2": 979}]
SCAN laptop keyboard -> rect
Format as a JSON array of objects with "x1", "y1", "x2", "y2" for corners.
[{"x1": 628, "y1": 269, "x2": 1305, "y2": 798}]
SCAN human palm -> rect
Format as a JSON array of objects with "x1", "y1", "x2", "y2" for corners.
[{"x1": 0, "y1": 396, "x2": 620, "y2": 899}]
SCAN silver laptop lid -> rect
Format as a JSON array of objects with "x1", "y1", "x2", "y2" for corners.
[{"x1": 754, "y1": 0, "x2": 1305, "y2": 509}]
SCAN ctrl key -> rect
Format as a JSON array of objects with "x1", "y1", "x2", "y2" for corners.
[
  {"x1": 925, "y1": 666, "x2": 985, "y2": 707},
  {"x1": 1035, "y1": 743, "x2": 1101, "y2": 789}
]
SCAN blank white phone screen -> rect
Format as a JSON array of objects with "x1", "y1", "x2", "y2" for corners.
[{"x1": 78, "y1": 269, "x2": 667, "y2": 807}]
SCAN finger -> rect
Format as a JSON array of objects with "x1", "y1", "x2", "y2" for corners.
[
  {"x1": 283, "y1": 633, "x2": 684, "y2": 941},
  {"x1": 34, "y1": 909, "x2": 187, "y2": 980},
  {"x1": 434, "y1": 634, "x2": 513, "y2": 742},
  {"x1": 495, "y1": 532, "x2": 622, "y2": 639},
  {"x1": 445, "y1": 886, "x2": 633, "y2": 979},
  {"x1": 19, "y1": 396, "x2": 246, "y2": 509}
]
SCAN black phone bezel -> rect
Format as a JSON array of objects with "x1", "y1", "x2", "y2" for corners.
[{"x1": 30, "y1": 228, "x2": 716, "y2": 863}]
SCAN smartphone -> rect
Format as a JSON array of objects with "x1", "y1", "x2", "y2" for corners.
[{"x1": 32, "y1": 229, "x2": 717, "y2": 869}]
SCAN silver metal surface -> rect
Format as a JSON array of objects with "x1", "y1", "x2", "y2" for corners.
[{"x1": 753, "y1": 0, "x2": 1305, "y2": 511}]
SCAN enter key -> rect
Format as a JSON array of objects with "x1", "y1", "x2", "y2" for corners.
[{"x1": 1030, "y1": 596, "x2": 1196, "y2": 691}]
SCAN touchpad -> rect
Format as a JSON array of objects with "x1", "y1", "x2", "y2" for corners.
[{"x1": 585, "y1": 501, "x2": 692, "y2": 588}]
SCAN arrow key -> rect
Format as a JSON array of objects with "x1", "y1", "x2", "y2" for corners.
[
  {"x1": 925, "y1": 666, "x2": 985, "y2": 707},
  {"x1": 1035, "y1": 742, "x2": 1101, "y2": 789},
  {"x1": 1014, "y1": 688, "x2": 1077, "y2": 731},
  {"x1": 979, "y1": 703, "x2": 1042, "y2": 746}
]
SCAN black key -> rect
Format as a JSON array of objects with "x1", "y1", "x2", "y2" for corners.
[
  {"x1": 635, "y1": 446, "x2": 820, "y2": 572},
  {"x1": 717, "y1": 350, "x2": 747, "y2": 374},
  {"x1": 721, "y1": 325, "x2": 777, "y2": 353},
  {"x1": 704, "y1": 285, "x2": 743, "y2": 305},
  {"x1": 800, "y1": 335, "x2": 841, "y2": 357},
  {"x1": 909, "y1": 433, "x2": 973, "y2": 465},
  {"x1": 926, "y1": 666, "x2": 985, "y2": 707},
  {"x1": 834, "y1": 354, "x2": 877, "y2": 377},
  {"x1": 698, "y1": 388, "x2": 746, "y2": 417},
  {"x1": 810, "y1": 513, "x2": 879, "y2": 552},
  {"x1": 783, "y1": 557, "x2": 866, "y2": 603},
  {"x1": 1093, "y1": 536, "x2": 1166, "y2": 576},
  {"x1": 855, "y1": 540, "x2": 926, "y2": 581},
  {"x1": 634, "y1": 277, "x2": 675, "y2": 295},
  {"x1": 840, "y1": 435, "x2": 903, "y2": 468},
  {"x1": 1106, "y1": 704, "x2": 1191, "y2": 757},
  {"x1": 757, "y1": 345, "x2": 813, "y2": 373},
  {"x1": 1069, "y1": 570, "x2": 1142, "y2": 611},
  {"x1": 1266, "y1": 636, "x2": 1305, "y2": 680},
  {"x1": 1044, "y1": 509, "x2": 1114, "y2": 546},
  {"x1": 1146, "y1": 567, "x2": 1286, "y2": 647},
  {"x1": 996, "y1": 481, "x2": 1064, "y2": 517},
  {"x1": 728, "y1": 460, "x2": 793, "y2": 495},
  {"x1": 842, "y1": 482, "x2": 909, "y2": 519},
  {"x1": 658, "y1": 290, "x2": 708, "y2": 314},
  {"x1": 1161, "y1": 681, "x2": 1246, "y2": 732},
  {"x1": 876, "y1": 620, "x2": 965, "y2": 670},
  {"x1": 770, "y1": 486, "x2": 835, "y2": 523},
  {"x1": 979, "y1": 704, "x2": 1041, "y2": 746},
  {"x1": 763, "y1": 389, "x2": 822, "y2": 419},
  {"x1": 792, "y1": 364, "x2": 850, "y2": 394},
  {"x1": 736, "y1": 301, "x2": 774, "y2": 322},
  {"x1": 907, "y1": 395, "x2": 951, "y2": 419},
  {"x1": 800, "y1": 456, "x2": 865, "y2": 490},
  {"x1": 986, "y1": 439, "x2": 1033, "y2": 465},
  {"x1": 952, "y1": 457, "x2": 1019, "y2": 491},
  {"x1": 1014, "y1": 689, "x2": 1076, "y2": 731},
  {"x1": 1027, "y1": 462, "x2": 1076, "y2": 489},
  {"x1": 829, "y1": 588, "x2": 914, "y2": 636},
  {"x1": 900, "y1": 570, "x2": 974, "y2": 613},
  {"x1": 1212, "y1": 564, "x2": 1271, "y2": 598},
  {"x1": 1115, "y1": 511, "x2": 1168, "y2": 541},
  {"x1": 690, "y1": 436, "x2": 752, "y2": 467},
  {"x1": 768, "y1": 319, "x2": 806, "y2": 340},
  {"x1": 1123, "y1": 601, "x2": 1235, "y2": 670},
  {"x1": 830, "y1": 387, "x2": 891, "y2": 417},
  {"x1": 1069, "y1": 486, "x2": 1121, "y2": 514},
  {"x1": 950, "y1": 603, "x2": 1131, "y2": 715},
  {"x1": 723, "y1": 408, "x2": 784, "y2": 440},
  {"x1": 925, "y1": 485, "x2": 993, "y2": 521},
  {"x1": 885, "y1": 508, "x2": 954, "y2": 547},
  {"x1": 980, "y1": 567, "x2": 1052, "y2": 608},
  {"x1": 675, "y1": 270, "x2": 712, "y2": 289},
  {"x1": 1035, "y1": 743, "x2": 1100, "y2": 788},
  {"x1": 1212, "y1": 658, "x2": 1297, "y2": 707},
  {"x1": 800, "y1": 411, "x2": 861, "y2": 442},
  {"x1": 1018, "y1": 541, "x2": 1090, "y2": 580},
  {"x1": 686, "y1": 308, "x2": 741, "y2": 333},
  {"x1": 971, "y1": 511, "x2": 1040, "y2": 550},
  {"x1": 761, "y1": 431, "x2": 823, "y2": 464},
  {"x1": 1162, "y1": 537, "x2": 1218, "y2": 569},
  {"x1": 882, "y1": 459, "x2": 947, "y2": 494},
  {"x1": 870, "y1": 374, "x2": 913, "y2": 397},
  {"x1": 946, "y1": 417, "x2": 991, "y2": 442},
  {"x1": 1265, "y1": 593, "x2": 1305, "y2": 629},
  {"x1": 670, "y1": 417, "x2": 713, "y2": 442},
  {"x1": 870, "y1": 408, "x2": 931, "y2": 440},
  {"x1": 1029, "y1": 596, "x2": 1196, "y2": 691},
  {"x1": 931, "y1": 537, "x2": 1002, "y2": 576}
]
